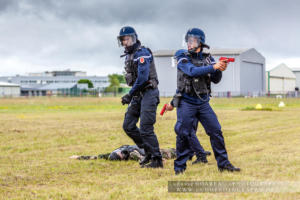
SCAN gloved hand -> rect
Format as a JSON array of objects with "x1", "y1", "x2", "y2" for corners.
[{"x1": 121, "y1": 94, "x2": 132, "y2": 105}]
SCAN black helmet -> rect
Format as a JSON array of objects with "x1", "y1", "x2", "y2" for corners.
[{"x1": 108, "y1": 152, "x2": 121, "y2": 160}]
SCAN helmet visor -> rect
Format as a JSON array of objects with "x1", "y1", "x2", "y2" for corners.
[
  {"x1": 117, "y1": 34, "x2": 137, "y2": 47},
  {"x1": 185, "y1": 34, "x2": 201, "y2": 47}
]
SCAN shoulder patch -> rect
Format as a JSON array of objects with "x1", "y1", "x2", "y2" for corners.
[
  {"x1": 139, "y1": 57, "x2": 145, "y2": 64},
  {"x1": 134, "y1": 47, "x2": 152, "y2": 63}
]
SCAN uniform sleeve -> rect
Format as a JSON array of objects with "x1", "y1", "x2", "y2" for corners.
[
  {"x1": 129, "y1": 49, "x2": 152, "y2": 96},
  {"x1": 175, "y1": 49, "x2": 215, "y2": 77},
  {"x1": 209, "y1": 56, "x2": 222, "y2": 84}
]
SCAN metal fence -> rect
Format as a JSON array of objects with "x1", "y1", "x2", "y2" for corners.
[
  {"x1": 4, "y1": 88, "x2": 300, "y2": 98},
  {"x1": 57, "y1": 88, "x2": 99, "y2": 97}
]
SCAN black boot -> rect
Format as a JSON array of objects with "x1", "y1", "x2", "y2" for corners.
[
  {"x1": 192, "y1": 155, "x2": 208, "y2": 165},
  {"x1": 218, "y1": 163, "x2": 241, "y2": 172},
  {"x1": 190, "y1": 151, "x2": 211, "y2": 162},
  {"x1": 143, "y1": 157, "x2": 163, "y2": 168},
  {"x1": 139, "y1": 154, "x2": 151, "y2": 166}
]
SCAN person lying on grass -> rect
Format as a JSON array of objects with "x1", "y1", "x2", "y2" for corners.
[{"x1": 70, "y1": 145, "x2": 211, "y2": 163}]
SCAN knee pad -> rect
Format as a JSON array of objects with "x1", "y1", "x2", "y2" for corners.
[
  {"x1": 175, "y1": 122, "x2": 191, "y2": 138},
  {"x1": 206, "y1": 129, "x2": 223, "y2": 138},
  {"x1": 174, "y1": 122, "x2": 182, "y2": 135}
]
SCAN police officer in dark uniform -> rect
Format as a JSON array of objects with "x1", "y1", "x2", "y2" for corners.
[
  {"x1": 166, "y1": 28, "x2": 241, "y2": 174},
  {"x1": 117, "y1": 26, "x2": 163, "y2": 168}
]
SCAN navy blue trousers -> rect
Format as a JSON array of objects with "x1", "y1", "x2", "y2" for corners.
[
  {"x1": 174, "y1": 99, "x2": 230, "y2": 172},
  {"x1": 188, "y1": 118, "x2": 207, "y2": 159},
  {"x1": 123, "y1": 88, "x2": 162, "y2": 159}
]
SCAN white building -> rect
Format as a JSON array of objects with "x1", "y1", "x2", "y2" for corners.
[
  {"x1": 0, "y1": 82, "x2": 20, "y2": 97},
  {"x1": 292, "y1": 68, "x2": 300, "y2": 89},
  {"x1": 266, "y1": 63, "x2": 296, "y2": 94},
  {"x1": 0, "y1": 72, "x2": 109, "y2": 96},
  {"x1": 153, "y1": 48, "x2": 266, "y2": 96}
]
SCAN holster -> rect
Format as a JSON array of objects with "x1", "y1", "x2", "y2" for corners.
[{"x1": 171, "y1": 93, "x2": 182, "y2": 107}]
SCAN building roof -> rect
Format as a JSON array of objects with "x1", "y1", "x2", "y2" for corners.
[
  {"x1": 269, "y1": 63, "x2": 296, "y2": 79},
  {"x1": 0, "y1": 82, "x2": 20, "y2": 87},
  {"x1": 153, "y1": 48, "x2": 251, "y2": 57}
]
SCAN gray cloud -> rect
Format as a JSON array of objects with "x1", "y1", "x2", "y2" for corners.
[
  {"x1": 0, "y1": 0, "x2": 16, "y2": 12},
  {"x1": 0, "y1": 0, "x2": 300, "y2": 76}
]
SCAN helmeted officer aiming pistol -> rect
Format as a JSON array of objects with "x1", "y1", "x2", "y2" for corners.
[{"x1": 165, "y1": 28, "x2": 241, "y2": 175}]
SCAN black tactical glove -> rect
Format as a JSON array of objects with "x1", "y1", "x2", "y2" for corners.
[{"x1": 121, "y1": 94, "x2": 132, "y2": 105}]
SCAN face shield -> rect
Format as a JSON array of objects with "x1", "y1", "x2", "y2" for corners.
[
  {"x1": 117, "y1": 34, "x2": 137, "y2": 47},
  {"x1": 185, "y1": 34, "x2": 201, "y2": 50}
]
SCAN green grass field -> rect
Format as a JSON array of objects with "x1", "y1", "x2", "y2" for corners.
[{"x1": 0, "y1": 97, "x2": 300, "y2": 199}]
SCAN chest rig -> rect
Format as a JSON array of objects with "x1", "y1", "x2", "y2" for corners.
[
  {"x1": 124, "y1": 46, "x2": 158, "y2": 88},
  {"x1": 177, "y1": 53, "x2": 212, "y2": 97}
]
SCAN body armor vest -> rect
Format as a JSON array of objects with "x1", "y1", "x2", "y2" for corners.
[
  {"x1": 124, "y1": 46, "x2": 158, "y2": 88},
  {"x1": 177, "y1": 53, "x2": 212, "y2": 97}
]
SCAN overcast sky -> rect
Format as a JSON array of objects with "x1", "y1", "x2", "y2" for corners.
[{"x1": 0, "y1": 0, "x2": 299, "y2": 76}]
